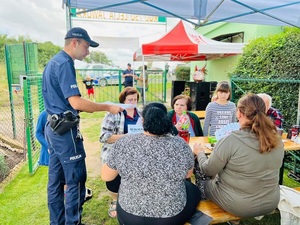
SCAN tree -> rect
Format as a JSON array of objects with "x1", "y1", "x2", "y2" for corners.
[
  {"x1": 175, "y1": 66, "x2": 190, "y2": 81},
  {"x1": 0, "y1": 35, "x2": 114, "y2": 70},
  {"x1": 38, "y1": 42, "x2": 61, "y2": 68},
  {"x1": 84, "y1": 51, "x2": 112, "y2": 65}
]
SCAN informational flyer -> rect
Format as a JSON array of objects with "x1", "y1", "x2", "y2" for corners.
[
  {"x1": 215, "y1": 122, "x2": 240, "y2": 141},
  {"x1": 128, "y1": 124, "x2": 144, "y2": 134},
  {"x1": 103, "y1": 101, "x2": 136, "y2": 109}
]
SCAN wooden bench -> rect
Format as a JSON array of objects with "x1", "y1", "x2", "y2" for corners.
[{"x1": 185, "y1": 187, "x2": 300, "y2": 225}]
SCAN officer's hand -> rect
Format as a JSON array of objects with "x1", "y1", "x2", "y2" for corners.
[{"x1": 108, "y1": 105, "x2": 123, "y2": 114}]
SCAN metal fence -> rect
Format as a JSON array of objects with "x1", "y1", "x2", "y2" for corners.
[
  {"x1": 2, "y1": 43, "x2": 171, "y2": 174},
  {"x1": 3, "y1": 43, "x2": 299, "y2": 180},
  {"x1": 2, "y1": 42, "x2": 42, "y2": 174},
  {"x1": 76, "y1": 68, "x2": 168, "y2": 103}
]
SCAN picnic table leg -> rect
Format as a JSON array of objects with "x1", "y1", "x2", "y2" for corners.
[{"x1": 279, "y1": 152, "x2": 286, "y2": 185}]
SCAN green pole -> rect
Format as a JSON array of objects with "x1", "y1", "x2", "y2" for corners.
[
  {"x1": 5, "y1": 45, "x2": 17, "y2": 139},
  {"x1": 118, "y1": 70, "x2": 122, "y2": 93},
  {"x1": 23, "y1": 76, "x2": 33, "y2": 174},
  {"x1": 230, "y1": 79, "x2": 235, "y2": 102},
  {"x1": 37, "y1": 74, "x2": 44, "y2": 112},
  {"x1": 163, "y1": 70, "x2": 167, "y2": 102}
]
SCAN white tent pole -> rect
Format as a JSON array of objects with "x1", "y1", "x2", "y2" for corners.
[
  {"x1": 65, "y1": 2, "x2": 72, "y2": 30},
  {"x1": 142, "y1": 55, "x2": 146, "y2": 105},
  {"x1": 132, "y1": 61, "x2": 135, "y2": 88}
]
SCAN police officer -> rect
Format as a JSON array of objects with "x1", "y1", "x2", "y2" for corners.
[
  {"x1": 42, "y1": 27, "x2": 122, "y2": 225},
  {"x1": 122, "y1": 63, "x2": 135, "y2": 87}
]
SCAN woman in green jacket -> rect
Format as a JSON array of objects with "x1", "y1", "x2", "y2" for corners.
[{"x1": 168, "y1": 95, "x2": 208, "y2": 199}]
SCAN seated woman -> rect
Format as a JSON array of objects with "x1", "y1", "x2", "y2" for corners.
[
  {"x1": 167, "y1": 95, "x2": 208, "y2": 198},
  {"x1": 99, "y1": 87, "x2": 142, "y2": 218},
  {"x1": 167, "y1": 95, "x2": 203, "y2": 136},
  {"x1": 193, "y1": 93, "x2": 284, "y2": 218},
  {"x1": 101, "y1": 102, "x2": 202, "y2": 225}
]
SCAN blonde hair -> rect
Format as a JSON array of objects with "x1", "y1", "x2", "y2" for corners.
[{"x1": 237, "y1": 93, "x2": 278, "y2": 153}]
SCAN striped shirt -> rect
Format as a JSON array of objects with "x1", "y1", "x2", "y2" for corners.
[{"x1": 203, "y1": 101, "x2": 236, "y2": 136}]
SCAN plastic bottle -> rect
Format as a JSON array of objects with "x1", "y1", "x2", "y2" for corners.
[
  {"x1": 178, "y1": 111, "x2": 190, "y2": 143},
  {"x1": 179, "y1": 111, "x2": 190, "y2": 130}
]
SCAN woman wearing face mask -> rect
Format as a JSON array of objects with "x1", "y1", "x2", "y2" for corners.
[{"x1": 99, "y1": 87, "x2": 142, "y2": 218}]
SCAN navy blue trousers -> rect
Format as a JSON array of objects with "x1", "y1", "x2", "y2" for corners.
[{"x1": 45, "y1": 125, "x2": 87, "y2": 225}]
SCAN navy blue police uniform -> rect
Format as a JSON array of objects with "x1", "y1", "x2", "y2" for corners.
[
  {"x1": 123, "y1": 68, "x2": 134, "y2": 87},
  {"x1": 43, "y1": 50, "x2": 86, "y2": 225}
]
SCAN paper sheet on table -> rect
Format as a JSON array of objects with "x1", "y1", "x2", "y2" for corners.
[
  {"x1": 215, "y1": 122, "x2": 240, "y2": 141},
  {"x1": 204, "y1": 143, "x2": 214, "y2": 150},
  {"x1": 103, "y1": 101, "x2": 136, "y2": 109}
]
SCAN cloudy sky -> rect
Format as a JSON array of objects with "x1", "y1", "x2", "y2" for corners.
[{"x1": 0, "y1": 0, "x2": 182, "y2": 69}]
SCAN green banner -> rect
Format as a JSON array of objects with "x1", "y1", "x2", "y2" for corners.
[{"x1": 71, "y1": 8, "x2": 166, "y2": 24}]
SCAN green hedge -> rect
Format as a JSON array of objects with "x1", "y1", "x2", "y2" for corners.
[
  {"x1": 230, "y1": 27, "x2": 300, "y2": 130},
  {"x1": 175, "y1": 66, "x2": 191, "y2": 81}
]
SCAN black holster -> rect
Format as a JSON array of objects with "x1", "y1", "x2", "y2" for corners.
[{"x1": 49, "y1": 111, "x2": 79, "y2": 135}]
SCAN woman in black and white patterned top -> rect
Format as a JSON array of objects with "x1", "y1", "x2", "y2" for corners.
[
  {"x1": 101, "y1": 102, "x2": 202, "y2": 225},
  {"x1": 99, "y1": 87, "x2": 142, "y2": 218}
]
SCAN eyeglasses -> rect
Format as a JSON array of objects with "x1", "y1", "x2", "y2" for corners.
[{"x1": 125, "y1": 98, "x2": 138, "y2": 102}]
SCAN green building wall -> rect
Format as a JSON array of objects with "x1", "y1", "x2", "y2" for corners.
[{"x1": 191, "y1": 22, "x2": 283, "y2": 82}]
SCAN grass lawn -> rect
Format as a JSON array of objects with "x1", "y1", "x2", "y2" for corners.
[
  {"x1": 0, "y1": 163, "x2": 120, "y2": 225},
  {"x1": 1, "y1": 162, "x2": 299, "y2": 225}
]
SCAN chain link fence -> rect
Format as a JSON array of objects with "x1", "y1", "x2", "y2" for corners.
[
  {"x1": 2, "y1": 42, "x2": 170, "y2": 175},
  {"x1": 76, "y1": 68, "x2": 167, "y2": 103},
  {"x1": 2, "y1": 42, "x2": 42, "y2": 174}
]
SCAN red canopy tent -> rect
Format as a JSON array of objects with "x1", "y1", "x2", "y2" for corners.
[{"x1": 133, "y1": 20, "x2": 245, "y2": 62}]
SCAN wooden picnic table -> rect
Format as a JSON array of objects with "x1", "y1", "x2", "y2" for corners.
[{"x1": 191, "y1": 110, "x2": 206, "y2": 119}]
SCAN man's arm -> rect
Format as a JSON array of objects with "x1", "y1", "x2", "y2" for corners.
[
  {"x1": 268, "y1": 107, "x2": 284, "y2": 128},
  {"x1": 68, "y1": 96, "x2": 122, "y2": 114},
  {"x1": 122, "y1": 71, "x2": 132, "y2": 78},
  {"x1": 273, "y1": 111, "x2": 284, "y2": 128}
]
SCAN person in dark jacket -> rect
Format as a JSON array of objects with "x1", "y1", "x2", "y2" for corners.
[
  {"x1": 167, "y1": 95, "x2": 208, "y2": 199},
  {"x1": 36, "y1": 110, "x2": 49, "y2": 166},
  {"x1": 167, "y1": 95, "x2": 203, "y2": 136},
  {"x1": 122, "y1": 63, "x2": 135, "y2": 87}
]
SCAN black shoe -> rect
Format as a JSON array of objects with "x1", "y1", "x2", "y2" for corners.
[{"x1": 84, "y1": 187, "x2": 93, "y2": 202}]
